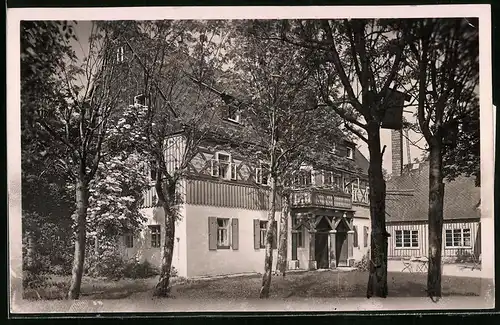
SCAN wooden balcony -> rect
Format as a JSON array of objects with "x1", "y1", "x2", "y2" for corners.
[{"x1": 290, "y1": 188, "x2": 352, "y2": 210}]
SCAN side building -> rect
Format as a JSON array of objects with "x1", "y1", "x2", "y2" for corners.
[{"x1": 385, "y1": 130, "x2": 481, "y2": 262}]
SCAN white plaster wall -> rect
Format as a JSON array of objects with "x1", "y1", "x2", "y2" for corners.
[
  {"x1": 121, "y1": 204, "x2": 188, "y2": 277},
  {"x1": 352, "y1": 217, "x2": 371, "y2": 261},
  {"x1": 185, "y1": 204, "x2": 281, "y2": 277}
]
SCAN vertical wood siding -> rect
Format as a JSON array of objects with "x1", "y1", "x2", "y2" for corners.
[
  {"x1": 387, "y1": 220, "x2": 480, "y2": 259},
  {"x1": 142, "y1": 186, "x2": 157, "y2": 208},
  {"x1": 185, "y1": 178, "x2": 281, "y2": 210}
]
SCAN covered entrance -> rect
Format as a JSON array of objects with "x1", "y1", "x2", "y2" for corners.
[{"x1": 291, "y1": 211, "x2": 355, "y2": 270}]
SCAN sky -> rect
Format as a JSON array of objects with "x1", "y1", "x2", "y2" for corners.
[{"x1": 70, "y1": 21, "x2": 426, "y2": 174}]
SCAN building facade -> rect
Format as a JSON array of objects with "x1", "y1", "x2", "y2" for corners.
[{"x1": 119, "y1": 130, "x2": 372, "y2": 278}]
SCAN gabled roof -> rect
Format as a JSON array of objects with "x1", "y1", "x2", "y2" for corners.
[{"x1": 385, "y1": 161, "x2": 480, "y2": 223}]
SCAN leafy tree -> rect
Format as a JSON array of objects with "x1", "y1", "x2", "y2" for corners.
[
  {"x1": 103, "y1": 20, "x2": 230, "y2": 297},
  {"x1": 21, "y1": 21, "x2": 136, "y2": 299},
  {"x1": 403, "y1": 18, "x2": 479, "y2": 298},
  {"x1": 21, "y1": 21, "x2": 78, "y2": 285},
  {"x1": 276, "y1": 19, "x2": 412, "y2": 297},
  {"x1": 205, "y1": 20, "x2": 353, "y2": 298}
]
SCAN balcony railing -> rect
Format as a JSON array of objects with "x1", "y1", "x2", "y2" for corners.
[{"x1": 290, "y1": 188, "x2": 352, "y2": 210}]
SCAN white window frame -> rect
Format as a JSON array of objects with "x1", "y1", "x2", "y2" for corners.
[
  {"x1": 211, "y1": 152, "x2": 236, "y2": 180},
  {"x1": 323, "y1": 170, "x2": 334, "y2": 186},
  {"x1": 256, "y1": 162, "x2": 270, "y2": 185},
  {"x1": 124, "y1": 233, "x2": 134, "y2": 248},
  {"x1": 227, "y1": 109, "x2": 241, "y2": 123},
  {"x1": 346, "y1": 147, "x2": 354, "y2": 159},
  {"x1": 116, "y1": 46, "x2": 124, "y2": 63},
  {"x1": 149, "y1": 225, "x2": 161, "y2": 248},
  {"x1": 217, "y1": 218, "x2": 230, "y2": 248},
  {"x1": 445, "y1": 228, "x2": 472, "y2": 248},
  {"x1": 330, "y1": 142, "x2": 337, "y2": 154},
  {"x1": 259, "y1": 220, "x2": 268, "y2": 248},
  {"x1": 395, "y1": 229, "x2": 419, "y2": 249},
  {"x1": 294, "y1": 169, "x2": 312, "y2": 186}
]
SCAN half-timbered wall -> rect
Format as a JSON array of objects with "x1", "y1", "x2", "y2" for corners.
[{"x1": 387, "y1": 219, "x2": 480, "y2": 259}]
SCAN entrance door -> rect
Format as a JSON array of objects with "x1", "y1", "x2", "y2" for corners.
[
  {"x1": 336, "y1": 231, "x2": 348, "y2": 267},
  {"x1": 315, "y1": 232, "x2": 329, "y2": 269}
]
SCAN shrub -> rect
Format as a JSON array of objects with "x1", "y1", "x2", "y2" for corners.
[
  {"x1": 353, "y1": 253, "x2": 370, "y2": 271},
  {"x1": 86, "y1": 247, "x2": 127, "y2": 280},
  {"x1": 456, "y1": 249, "x2": 475, "y2": 263},
  {"x1": 123, "y1": 259, "x2": 160, "y2": 279}
]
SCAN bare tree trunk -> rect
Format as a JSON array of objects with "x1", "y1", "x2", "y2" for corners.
[
  {"x1": 366, "y1": 123, "x2": 389, "y2": 298},
  {"x1": 259, "y1": 177, "x2": 277, "y2": 298},
  {"x1": 68, "y1": 178, "x2": 88, "y2": 299},
  {"x1": 276, "y1": 191, "x2": 290, "y2": 276},
  {"x1": 427, "y1": 139, "x2": 445, "y2": 298},
  {"x1": 154, "y1": 182, "x2": 177, "y2": 297}
]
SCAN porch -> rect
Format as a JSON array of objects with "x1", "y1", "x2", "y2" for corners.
[{"x1": 288, "y1": 209, "x2": 357, "y2": 271}]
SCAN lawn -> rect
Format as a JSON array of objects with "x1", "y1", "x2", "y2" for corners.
[{"x1": 23, "y1": 270, "x2": 485, "y2": 300}]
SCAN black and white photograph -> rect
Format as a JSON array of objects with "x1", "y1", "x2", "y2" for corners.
[{"x1": 7, "y1": 5, "x2": 495, "y2": 314}]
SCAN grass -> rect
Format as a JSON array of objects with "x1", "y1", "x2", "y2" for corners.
[{"x1": 23, "y1": 270, "x2": 486, "y2": 300}]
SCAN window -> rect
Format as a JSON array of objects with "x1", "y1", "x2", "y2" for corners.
[
  {"x1": 323, "y1": 171, "x2": 334, "y2": 186},
  {"x1": 116, "y1": 46, "x2": 124, "y2": 63},
  {"x1": 346, "y1": 147, "x2": 354, "y2": 159},
  {"x1": 395, "y1": 230, "x2": 419, "y2": 248},
  {"x1": 208, "y1": 217, "x2": 238, "y2": 250},
  {"x1": 256, "y1": 162, "x2": 270, "y2": 185},
  {"x1": 149, "y1": 225, "x2": 161, "y2": 248},
  {"x1": 149, "y1": 161, "x2": 157, "y2": 182},
  {"x1": 259, "y1": 221, "x2": 267, "y2": 248},
  {"x1": 211, "y1": 152, "x2": 236, "y2": 180},
  {"x1": 254, "y1": 219, "x2": 277, "y2": 249},
  {"x1": 292, "y1": 218, "x2": 305, "y2": 248},
  {"x1": 331, "y1": 142, "x2": 337, "y2": 154},
  {"x1": 124, "y1": 233, "x2": 134, "y2": 248},
  {"x1": 445, "y1": 228, "x2": 471, "y2": 247},
  {"x1": 353, "y1": 226, "x2": 358, "y2": 247},
  {"x1": 294, "y1": 170, "x2": 312, "y2": 186},
  {"x1": 217, "y1": 218, "x2": 230, "y2": 248},
  {"x1": 227, "y1": 106, "x2": 241, "y2": 123}
]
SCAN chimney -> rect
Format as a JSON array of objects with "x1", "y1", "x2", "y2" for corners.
[{"x1": 391, "y1": 129, "x2": 403, "y2": 177}]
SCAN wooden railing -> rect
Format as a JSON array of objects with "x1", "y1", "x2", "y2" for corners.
[{"x1": 290, "y1": 188, "x2": 352, "y2": 210}]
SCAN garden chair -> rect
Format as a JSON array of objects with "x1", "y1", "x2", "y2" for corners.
[
  {"x1": 401, "y1": 257, "x2": 413, "y2": 273},
  {"x1": 470, "y1": 254, "x2": 481, "y2": 271}
]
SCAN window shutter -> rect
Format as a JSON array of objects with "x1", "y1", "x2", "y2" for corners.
[
  {"x1": 253, "y1": 219, "x2": 260, "y2": 249},
  {"x1": 364, "y1": 226, "x2": 368, "y2": 247},
  {"x1": 230, "y1": 163, "x2": 237, "y2": 180},
  {"x1": 231, "y1": 218, "x2": 239, "y2": 250},
  {"x1": 208, "y1": 217, "x2": 217, "y2": 250},
  {"x1": 272, "y1": 220, "x2": 277, "y2": 249},
  {"x1": 353, "y1": 226, "x2": 358, "y2": 247},
  {"x1": 211, "y1": 159, "x2": 219, "y2": 177}
]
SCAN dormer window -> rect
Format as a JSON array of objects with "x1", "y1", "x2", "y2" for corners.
[
  {"x1": 211, "y1": 152, "x2": 237, "y2": 180},
  {"x1": 256, "y1": 162, "x2": 270, "y2": 185},
  {"x1": 346, "y1": 147, "x2": 354, "y2": 159},
  {"x1": 330, "y1": 143, "x2": 337, "y2": 154},
  {"x1": 227, "y1": 106, "x2": 241, "y2": 123},
  {"x1": 116, "y1": 46, "x2": 125, "y2": 63},
  {"x1": 134, "y1": 94, "x2": 146, "y2": 106}
]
